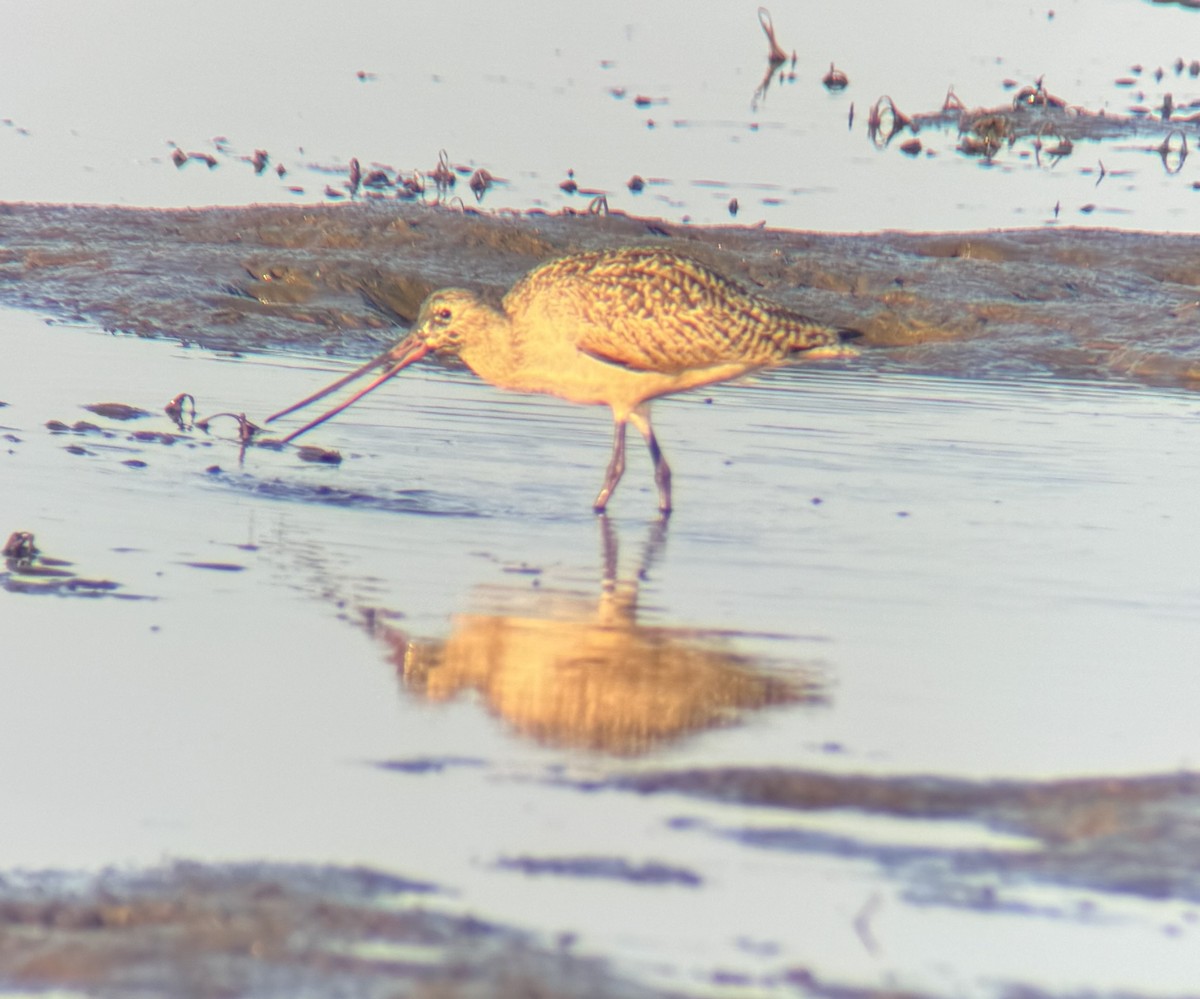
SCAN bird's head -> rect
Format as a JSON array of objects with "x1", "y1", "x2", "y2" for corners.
[
  {"x1": 264, "y1": 287, "x2": 504, "y2": 443},
  {"x1": 412, "y1": 288, "x2": 496, "y2": 357}
]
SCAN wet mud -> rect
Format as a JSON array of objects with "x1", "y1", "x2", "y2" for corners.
[
  {"x1": 4, "y1": 201, "x2": 1200, "y2": 391},
  {"x1": 0, "y1": 862, "x2": 669, "y2": 999},
  {"x1": 594, "y1": 768, "x2": 1200, "y2": 905}
]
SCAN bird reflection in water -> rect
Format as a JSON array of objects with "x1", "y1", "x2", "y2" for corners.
[{"x1": 376, "y1": 518, "x2": 826, "y2": 756}]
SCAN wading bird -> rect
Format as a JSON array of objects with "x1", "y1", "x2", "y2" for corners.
[{"x1": 267, "y1": 247, "x2": 855, "y2": 513}]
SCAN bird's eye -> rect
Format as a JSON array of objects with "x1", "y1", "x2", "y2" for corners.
[{"x1": 435, "y1": 307, "x2": 452, "y2": 323}]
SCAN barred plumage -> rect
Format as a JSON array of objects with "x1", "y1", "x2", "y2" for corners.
[
  {"x1": 504, "y1": 247, "x2": 840, "y2": 373},
  {"x1": 267, "y1": 246, "x2": 856, "y2": 513}
]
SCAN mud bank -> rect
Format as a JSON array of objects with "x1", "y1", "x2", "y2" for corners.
[
  {"x1": 0, "y1": 862, "x2": 670, "y2": 999},
  {"x1": 3, "y1": 201, "x2": 1200, "y2": 388}
]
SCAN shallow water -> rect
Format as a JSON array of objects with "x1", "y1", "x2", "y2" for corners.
[
  {"x1": 4, "y1": 0, "x2": 1200, "y2": 231},
  {"x1": 6, "y1": 306, "x2": 1200, "y2": 996}
]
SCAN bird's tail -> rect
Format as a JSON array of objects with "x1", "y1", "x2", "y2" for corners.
[{"x1": 797, "y1": 326, "x2": 863, "y2": 360}]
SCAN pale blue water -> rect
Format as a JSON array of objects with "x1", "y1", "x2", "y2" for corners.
[
  {"x1": 5, "y1": 309, "x2": 1200, "y2": 996},
  {"x1": 2, "y1": 0, "x2": 1198, "y2": 230}
]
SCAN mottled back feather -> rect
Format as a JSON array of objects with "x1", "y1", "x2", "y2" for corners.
[{"x1": 502, "y1": 248, "x2": 840, "y2": 375}]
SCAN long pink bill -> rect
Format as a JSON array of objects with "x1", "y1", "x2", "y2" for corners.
[{"x1": 266, "y1": 336, "x2": 430, "y2": 443}]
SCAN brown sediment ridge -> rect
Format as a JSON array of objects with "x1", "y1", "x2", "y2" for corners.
[
  {"x1": 0, "y1": 862, "x2": 671, "y2": 999},
  {"x1": 2, "y1": 200, "x2": 1200, "y2": 387}
]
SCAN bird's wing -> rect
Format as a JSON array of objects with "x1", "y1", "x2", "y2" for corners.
[
  {"x1": 576, "y1": 321, "x2": 735, "y2": 373},
  {"x1": 504, "y1": 248, "x2": 836, "y2": 374},
  {"x1": 566, "y1": 251, "x2": 776, "y2": 373}
]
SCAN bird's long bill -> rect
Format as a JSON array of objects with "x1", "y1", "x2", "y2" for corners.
[{"x1": 266, "y1": 336, "x2": 430, "y2": 443}]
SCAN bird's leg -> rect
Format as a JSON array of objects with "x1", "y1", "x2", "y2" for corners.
[
  {"x1": 629, "y1": 404, "x2": 672, "y2": 515},
  {"x1": 593, "y1": 419, "x2": 628, "y2": 513}
]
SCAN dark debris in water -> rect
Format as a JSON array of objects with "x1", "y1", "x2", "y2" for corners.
[
  {"x1": 196, "y1": 411, "x2": 261, "y2": 443},
  {"x1": 46, "y1": 419, "x2": 109, "y2": 435},
  {"x1": 2, "y1": 531, "x2": 39, "y2": 561},
  {"x1": 296, "y1": 444, "x2": 342, "y2": 465},
  {"x1": 822, "y1": 63, "x2": 849, "y2": 92},
  {"x1": 496, "y1": 855, "x2": 703, "y2": 887},
  {"x1": 2, "y1": 531, "x2": 145, "y2": 599},
  {"x1": 165, "y1": 392, "x2": 195, "y2": 430},
  {"x1": 224, "y1": 475, "x2": 483, "y2": 519},
  {"x1": 868, "y1": 75, "x2": 1200, "y2": 173},
  {"x1": 374, "y1": 756, "x2": 488, "y2": 774},
  {"x1": 581, "y1": 766, "x2": 1200, "y2": 908},
  {"x1": 83, "y1": 402, "x2": 150, "y2": 420},
  {"x1": 129, "y1": 430, "x2": 179, "y2": 445},
  {"x1": 3, "y1": 576, "x2": 127, "y2": 596}
]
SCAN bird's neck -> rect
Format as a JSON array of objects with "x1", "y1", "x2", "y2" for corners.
[{"x1": 458, "y1": 308, "x2": 524, "y2": 386}]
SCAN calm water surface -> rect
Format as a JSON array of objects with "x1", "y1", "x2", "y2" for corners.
[
  {"x1": 3, "y1": 0, "x2": 1199, "y2": 230},
  {"x1": 4, "y1": 309, "x2": 1200, "y2": 995}
]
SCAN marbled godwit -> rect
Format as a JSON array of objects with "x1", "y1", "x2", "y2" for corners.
[{"x1": 266, "y1": 247, "x2": 855, "y2": 513}]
